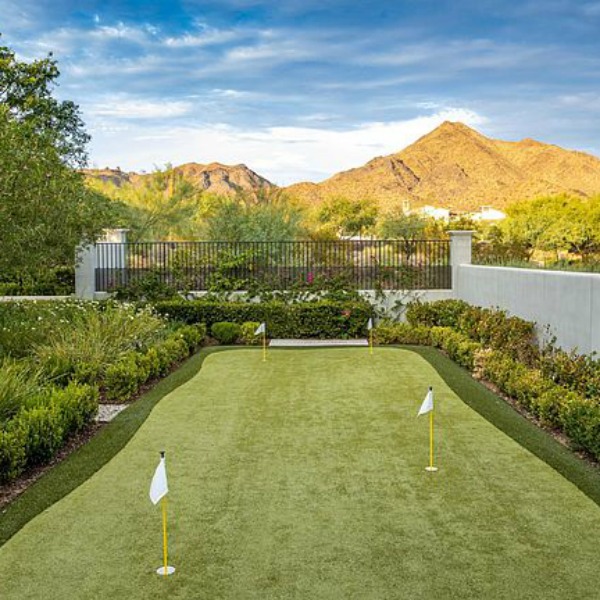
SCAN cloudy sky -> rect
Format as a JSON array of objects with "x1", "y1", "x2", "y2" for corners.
[{"x1": 2, "y1": 0, "x2": 600, "y2": 184}]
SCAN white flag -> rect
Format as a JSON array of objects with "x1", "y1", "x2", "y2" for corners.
[
  {"x1": 367, "y1": 317, "x2": 373, "y2": 330},
  {"x1": 417, "y1": 388, "x2": 434, "y2": 416},
  {"x1": 254, "y1": 322, "x2": 266, "y2": 336},
  {"x1": 149, "y1": 455, "x2": 168, "y2": 505}
]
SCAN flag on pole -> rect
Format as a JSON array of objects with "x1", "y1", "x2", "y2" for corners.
[
  {"x1": 417, "y1": 387, "x2": 434, "y2": 416},
  {"x1": 149, "y1": 454, "x2": 168, "y2": 505},
  {"x1": 417, "y1": 387, "x2": 438, "y2": 472},
  {"x1": 367, "y1": 317, "x2": 373, "y2": 330},
  {"x1": 150, "y1": 451, "x2": 175, "y2": 577},
  {"x1": 254, "y1": 322, "x2": 266, "y2": 336}
]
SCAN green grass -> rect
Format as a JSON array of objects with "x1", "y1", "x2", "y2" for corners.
[{"x1": 0, "y1": 347, "x2": 599, "y2": 599}]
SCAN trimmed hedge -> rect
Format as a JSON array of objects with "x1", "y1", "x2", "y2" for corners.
[
  {"x1": 153, "y1": 300, "x2": 373, "y2": 339},
  {"x1": 0, "y1": 383, "x2": 99, "y2": 484},
  {"x1": 211, "y1": 322, "x2": 241, "y2": 344},
  {"x1": 102, "y1": 324, "x2": 206, "y2": 402},
  {"x1": 407, "y1": 300, "x2": 538, "y2": 365},
  {"x1": 0, "y1": 323, "x2": 206, "y2": 483},
  {"x1": 373, "y1": 322, "x2": 431, "y2": 345}
]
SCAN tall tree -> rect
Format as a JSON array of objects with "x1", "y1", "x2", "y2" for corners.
[{"x1": 0, "y1": 35, "x2": 89, "y2": 166}]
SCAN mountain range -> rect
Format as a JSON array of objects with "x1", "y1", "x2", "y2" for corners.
[{"x1": 84, "y1": 122, "x2": 600, "y2": 212}]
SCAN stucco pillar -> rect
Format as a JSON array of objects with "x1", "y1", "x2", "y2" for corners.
[{"x1": 448, "y1": 230, "x2": 474, "y2": 297}]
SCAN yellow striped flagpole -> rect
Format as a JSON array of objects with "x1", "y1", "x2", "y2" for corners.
[
  {"x1": 262, "y1": 330, "x2": 267, "y2": 362},
  {"x1": 161, "y1": 497, "x2": 169, "y2": 578},
  {"x1": 429, "y1": 411, "x2": 434, "y2": 469}
]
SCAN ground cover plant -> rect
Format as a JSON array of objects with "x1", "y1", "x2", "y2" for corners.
[{"x1": 0, "y1": 348, "x2": 597, "y2": 599}]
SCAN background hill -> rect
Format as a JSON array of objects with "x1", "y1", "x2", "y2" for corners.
[
  {"x1": 83, "y1": 162, "x2": 274, "y2": 197},
  {"x1": 285, "y1": 122, "x2": 600, "y2": 212},
  {"x1": 84, "y1": 122, "x2": 600, "y2": 213}
]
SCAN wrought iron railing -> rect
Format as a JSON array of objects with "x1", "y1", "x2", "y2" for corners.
[{"x1": 95, "y1": 240, "x2": 451, "y2": 292}]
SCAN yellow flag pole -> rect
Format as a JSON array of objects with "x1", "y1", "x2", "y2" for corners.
[
  {"x1": 161, "y1": 497, "x2": 169, "y2": 578},
  {"x1": 369, "y1": 328, "x2": 373, "y2": 355},
  {"x1": 429, "y1": 411, "x2": 434, "y2": 469},
  {"x1": 262, "y1": 331, "x2": 267, "y2": 362}
]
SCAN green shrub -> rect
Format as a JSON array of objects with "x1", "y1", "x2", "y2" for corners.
[
  {"x1": 0, "y1": 427, "x2": 27, "y2": 484},
  {"x1": 153, "y1": 300, "x2": 373, "y2": 339},
  {"x1": 104, "y1": 354, "x2": 141, "y2": 403},
  {"x1": 430, "y1": 327, "x2": 482, "y2": 370},
  {"x1": 176, "y1": 323, "x2": 206, "y2": 352},
  {"x1": 144, "y1": 347, "x2": 161, "y2": 379},
  {"x1": 0, "y1": 361, "x2": 45, "y2": 425},
  {"x1": 539, "y1": 348, "x2": 600, "y2": 399},
  {"x1": 51, "y1": 383, "x2": 99, "y2": 435},
  {"x1": 13, "y1": 405, "x2": 64, "y2": 466},
  {"x1": 406, "y1": 300, "x2": 470, "y2": 328},
  {"x1": 373, "y1": 322, "x2": 431, "y2": 345},
  {"x1": 559, "y1": 395, "x2": 600, "y2": 460},
  {"x1": 211, "y1": 322, "x2": 242, "y2": 344},
  {"x1": 240, "y1": 322, "x2": 261, "y2": 345}
]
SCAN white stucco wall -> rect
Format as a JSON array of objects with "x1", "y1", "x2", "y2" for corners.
[{"x1": 456, "y1": 264, "x2": 600, "y2": 354}]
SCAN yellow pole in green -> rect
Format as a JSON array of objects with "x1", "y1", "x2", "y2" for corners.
[
  {"x1": 262, "y1": 331, "x2": 267, "y2": 362},
  {"x1": 161, "y1": 497, "x2": 169, "y2": 578}
]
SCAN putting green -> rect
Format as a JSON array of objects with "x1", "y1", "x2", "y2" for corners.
[{"x1": 0, "y1": 348, "x2": 598, "y2": 599}]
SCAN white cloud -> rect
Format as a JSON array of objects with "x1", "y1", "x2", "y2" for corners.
[
  {"x1": 86, "y1": 98, "x2": 194, "y2": 119},
  {"x1": 87, "y1": 107, "x2": 486, "y2": 185}
]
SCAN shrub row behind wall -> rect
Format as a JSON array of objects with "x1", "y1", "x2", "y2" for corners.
[{"x1": 153, "y1": 301, "x2": 373, "y2": 339}]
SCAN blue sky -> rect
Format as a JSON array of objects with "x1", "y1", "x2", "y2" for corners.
[{"x1": 2, "y1": 0, "x2": 600, "y2": 184}]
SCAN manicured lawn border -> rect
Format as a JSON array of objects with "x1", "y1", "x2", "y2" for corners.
[
  {"x1": 0, "y1": 346, "x2": 228, "y2": 547},
  {"x1": 409, "y1": 345, "x2": 600, "y2": 507}
]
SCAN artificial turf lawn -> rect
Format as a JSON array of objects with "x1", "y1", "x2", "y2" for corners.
[{"x1": 0, "y1": 348, "x2": 599, "y2": 599}]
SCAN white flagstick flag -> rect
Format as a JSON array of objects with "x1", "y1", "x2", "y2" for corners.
[
  {"x1": 417, "y1": 387, "x2": 434, "y2": 416},
  {"x1": 149, "y1": 454, "x2": 168, "y2": 505},
  {"x1": 255, "y1": 322, "x2": 266, "y2": 336},
  {"x1": 367, "y1": 317, "x2": 373, "y2": 330}
]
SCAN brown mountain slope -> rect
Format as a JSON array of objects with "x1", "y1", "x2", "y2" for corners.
[
  {"x1": 83, "y1": 162, "x2": 274, "y2": 196},
  {"x1": 285, "y1": 122, "x2": 600, "y2": 212}
]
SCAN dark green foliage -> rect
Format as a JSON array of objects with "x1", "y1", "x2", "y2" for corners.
[
  {"x1": 429, "y1": 326, "x2": 482, "y2": 370},
  {"x1": 211, "y1": 322, "x2": 242, "y2": 344},
  {"x1": 407, "y1": 300, "x2": 538, "y2": 365},
  {"x1": 0, "y1": 428, "x2": 27, "y2": 484},
  {"x1": 240, "y1": 322, "x2": 261, "y2": 345},
  {"x1": 406, "y1": 299, "x2": 470, "y2": 329},
  {"x1": 373, "y1": 322, "x2": 431, "y2": 345},
  {"x1": 0, "y1": 382, "x2": 99, "y2": 483},
  {"x1": 13, "y1": 405, "x2": 64, "y2": 466},
  {"x1": 154, "y1": 300, "x2": 373, "y2": 339}
]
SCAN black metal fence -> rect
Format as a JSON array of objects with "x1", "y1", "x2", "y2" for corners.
[{"x1": 95, "y1": 240, "x2": 451, "y2": 292}]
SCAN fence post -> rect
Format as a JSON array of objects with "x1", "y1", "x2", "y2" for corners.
[
  {"x1": 74, "y1": 242, "x2": 97, "y2": 299},
  {"x1": 448, "y1": 230, "x2": 474, "y2": 296}
]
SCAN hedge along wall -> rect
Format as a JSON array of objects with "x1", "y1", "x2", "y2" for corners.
[
  {"x1": 153, "y1": 301, "x2": 374, "y2": 339},
  {"x1": 395, "y1": 300, "x2": 600, "y2": 463},
  {"x1": 456, "y1": 264, "x2": 600, "y2": 354}
]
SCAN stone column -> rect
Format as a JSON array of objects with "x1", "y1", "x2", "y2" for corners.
[
  {"x1": 74, "y1": 243, "x2": 97, "y2": 299},
  {"x1": 448, "y1": 230, "x2": 474, "y2": 297}
]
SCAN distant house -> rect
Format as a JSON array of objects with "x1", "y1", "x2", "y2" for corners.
[
  {"x1": 471, "y1": 206, "x2": 506, "y2": 221},
  {"x1": 417, "y1": 205, "x2": 451, "y2": 221}
]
